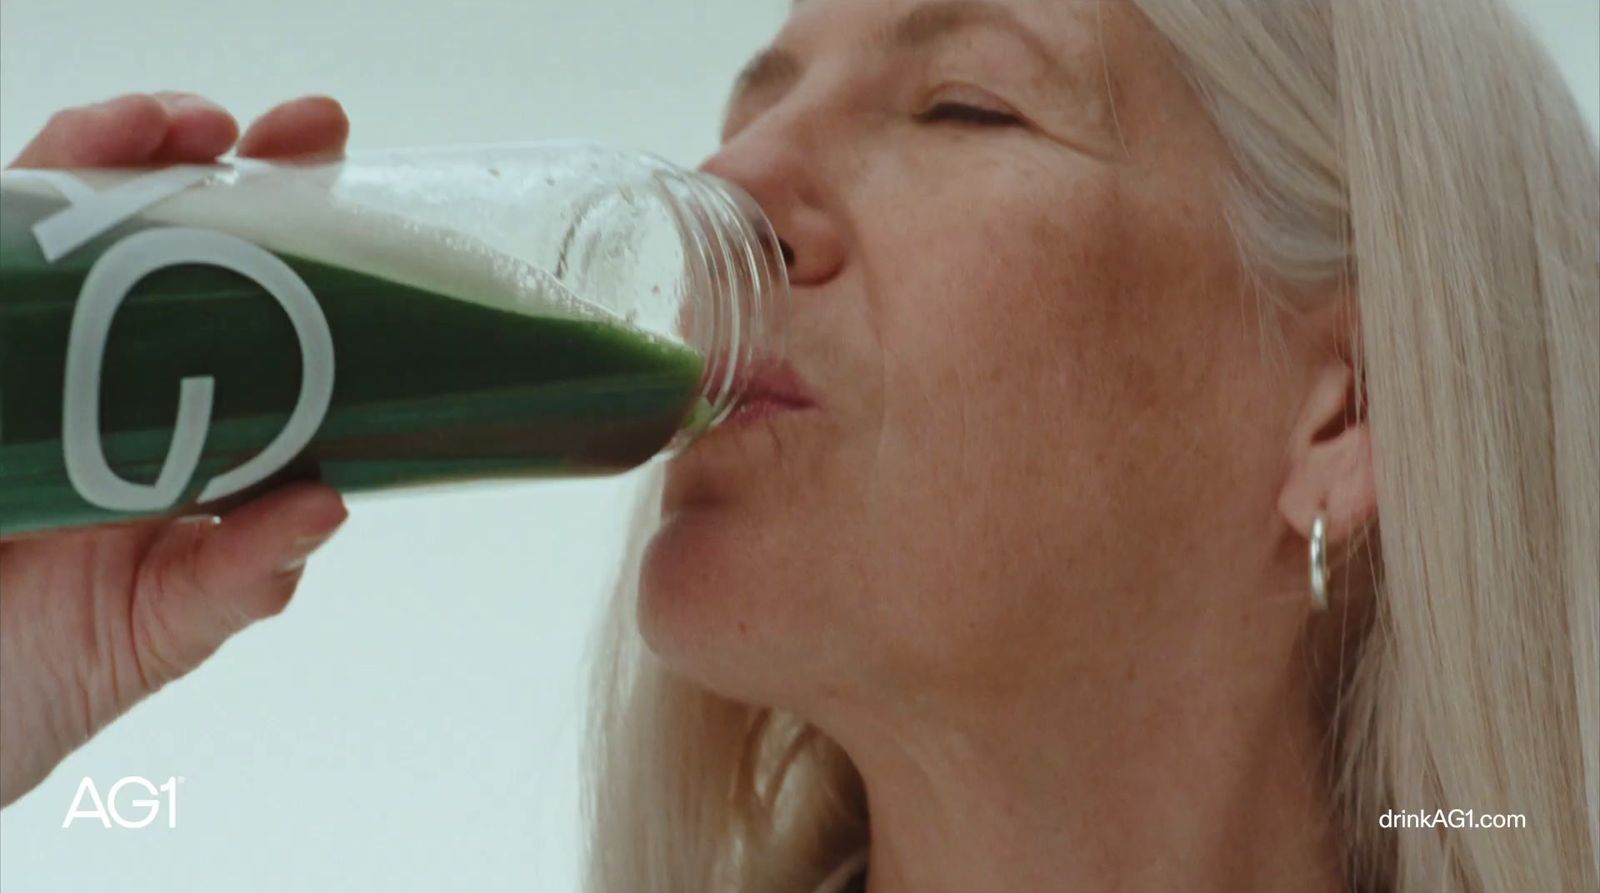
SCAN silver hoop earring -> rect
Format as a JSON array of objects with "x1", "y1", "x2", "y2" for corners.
[{"x1": 1309, "y1": 513, "x2": 1329, "y2": 612}]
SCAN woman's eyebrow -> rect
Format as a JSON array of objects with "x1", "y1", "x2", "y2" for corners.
[
  {"x1": 727, "y1": 47, "x2": 803, "y2": 113},
  {"x1": 887, "y1": 0, "x2": 1060, "y2": 61},
  {"x1": 723, "y1": 0, "x2": 1102, "y2": 129}
]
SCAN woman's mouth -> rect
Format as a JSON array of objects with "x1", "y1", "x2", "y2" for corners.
[{"x1": 724, "y1": 359, "x2": 817, "y2": 426}]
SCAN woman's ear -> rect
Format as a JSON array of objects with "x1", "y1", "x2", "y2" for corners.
[{"x1": 1277, "y1": 360, "x2": 1378, "y2": 550}]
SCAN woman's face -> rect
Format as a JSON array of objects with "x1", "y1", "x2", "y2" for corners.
[{"x1": 642, "y1": 0, "x2": 1311, "y2": 715}]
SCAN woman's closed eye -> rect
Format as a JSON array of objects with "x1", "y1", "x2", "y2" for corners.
[
  {"x1": 915, "y1": 101, "x2": 1024, "y2": 127},
  {"x1": 914, "y1": 82, "x2": 1026, "y2": 128}
]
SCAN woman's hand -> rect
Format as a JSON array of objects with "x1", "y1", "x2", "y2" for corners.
[{"x1": 0, "y1": 92, "x2": 352, "y2": 808}]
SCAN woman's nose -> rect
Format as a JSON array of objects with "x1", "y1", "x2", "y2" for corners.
[{"x1": 698, "y1": 130, "x2": 846, "y2": 287}]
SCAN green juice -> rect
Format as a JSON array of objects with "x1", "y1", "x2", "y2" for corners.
[{"x1": 0, "y1": 184, "x2": 706, "y2": 535}]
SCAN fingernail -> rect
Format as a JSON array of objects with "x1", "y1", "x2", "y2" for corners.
[{"x1": 276, "y1": 523, "x2": 342, "y2": 574}]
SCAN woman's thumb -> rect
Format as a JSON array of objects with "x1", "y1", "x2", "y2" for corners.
[{"x1": 131, "y1": 482, "x2": 347, "y2": 689}]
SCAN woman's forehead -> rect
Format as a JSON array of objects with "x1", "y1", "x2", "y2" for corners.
[
  {"x1": 775, "y1": 0, "x2": 1124, "y2": 54},
  {"x1": 733, "y1": 0, "x2": 1129, "y2": 111}
]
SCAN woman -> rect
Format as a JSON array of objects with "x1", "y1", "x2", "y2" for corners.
[{"x1": 1, "y1": 1, "x2": 1594, "y2": 891}]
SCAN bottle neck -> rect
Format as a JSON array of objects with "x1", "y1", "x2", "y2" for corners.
[{"x1": 657, "y1": 170, "x2": 790, "y2": 453}]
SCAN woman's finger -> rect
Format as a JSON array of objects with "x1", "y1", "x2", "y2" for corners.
[
  {"x1": 129, "y1": 482, "x2": 348, "y2": 689},
  {"x1": 7, "y1": 93, "x2": 170, "y2": 169},
  {"x1": 147, "y1": 91, "x2": 240, "y2": 162},
  {"x1": 235, "y1": 96, "x2": 349, "y2": 160}
]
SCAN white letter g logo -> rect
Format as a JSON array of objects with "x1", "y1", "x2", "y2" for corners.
[{"x1": 62, "y1": 227, "x2": 334, "y2": 511}]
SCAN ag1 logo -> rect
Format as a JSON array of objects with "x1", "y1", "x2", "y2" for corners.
[
  {"x1": 13, "y1": 165, "x2": 334, "y2": 513},
  {"x1": 62, "y1": 776, "x2": 182, "y2": 829}
]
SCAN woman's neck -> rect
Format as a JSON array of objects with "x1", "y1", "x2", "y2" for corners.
[{"x1": 811, "y1": 619, "x2": 1348, "y2": 893}]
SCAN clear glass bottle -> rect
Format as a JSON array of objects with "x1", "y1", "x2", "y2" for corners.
[{"x1": 0, "y1": 142, "x2": 789, "y2": 535}]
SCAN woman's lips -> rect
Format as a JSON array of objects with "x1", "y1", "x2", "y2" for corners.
[
  {"x1": 722, "y1": 358, "x2": 817, "y2": 426},
  {"x1": 727, "y1": 394, "x2": 809, "y2": 424}
]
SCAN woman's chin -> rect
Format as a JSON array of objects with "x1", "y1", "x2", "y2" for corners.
[{"x1": 636, "y1": 508, "x2": 810, "y2": 699}]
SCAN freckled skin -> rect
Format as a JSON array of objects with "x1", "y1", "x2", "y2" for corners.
[
  {"x1": 634, "y1": 3, "x2": 1372, "y2": 889},
  {"x1": 641, "y1": 0, "x2": 1285, "y2": 716}
]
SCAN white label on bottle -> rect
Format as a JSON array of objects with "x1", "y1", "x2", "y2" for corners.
[
  {"x1": 18, "y1": 165, "x2": 219, "y2": 262},
  {"x1": 25, "y1": 167, "x2": 336, "y2": 512}
]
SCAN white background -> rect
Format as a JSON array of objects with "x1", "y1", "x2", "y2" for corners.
[{"x1": 0, "y1": 2, "x2": 1594, "y2": 891}]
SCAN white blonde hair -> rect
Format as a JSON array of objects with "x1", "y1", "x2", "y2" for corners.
[{"x1": 581, "y1": 2, "x2": 1600, "y2": 891}]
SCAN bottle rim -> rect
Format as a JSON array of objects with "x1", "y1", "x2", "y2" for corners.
[{"x1": 653, "y1": 170, "x2": 790, "y2": 455}]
